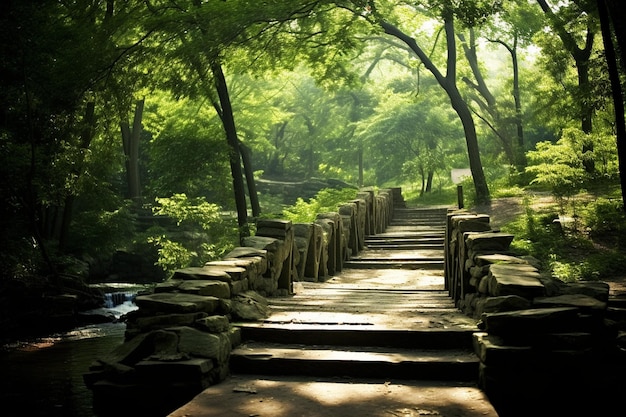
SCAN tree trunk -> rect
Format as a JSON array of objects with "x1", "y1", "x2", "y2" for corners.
[
  {"x1": 449, "y1": 87, "x2": 491, "y2": 204},
  {"x1": 597, "y1": 0, "x2": 626, "y2": 210},
  {"x1": 510, "y1": 40, "x2": 527, "y2": 168},
  {"x1": 239, "y1": 141, "x2": 261, "y2": 217},
  {"x1": 426, "y1": 171, "x2": 433, "y2": 193},
  {"x1": 212, "y1": 62, "x2": 249, "y2": 239},
  {"x1": 121, "y1": 98, "x2": 144, "y2": 201},
  {"x1": 604, "y1": 0, "x2": 626, "y2": 72},
  {"x1": 59, "y1": 101, "x2": 95, "y2": 250},
  {"x1": 358, "y1": 144, "x2": 364, "y2": 187},
  {"x1": 380, "y1": 19, "x2": 490, "y2": 205},
  {"x1": 307, "y1": 145, "x2": 314, "y2": 178},
  {"x1": 536, "y1": 0, "x2": 595, "y2": 171},
  {"x1": 459, "y1": 30, "x2": 526, "y2": 169},
  {"x1": 268, "y1": 121, "x2": 287, "y2": 177}
]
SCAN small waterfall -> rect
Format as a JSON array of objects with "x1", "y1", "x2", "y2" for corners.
[
  {"x1": 79, "y1": 290, "x2": 139, "y2": 322},
  {"x1": 100, "y1": 291, "x2": 138, "y2": 319},
  {"x1": 103, "y1": 292, "x2": 135, "y2": 308}
]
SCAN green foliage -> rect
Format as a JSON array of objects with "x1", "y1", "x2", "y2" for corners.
[
  {"x1": 359, "y1": 90, "x2": 464, "y2": 188},
  {"x1": 282, "y1": 188, "x2": 358, "y2": 223},
  {"x1": 548, "y1": 248, "x2": 626, "y2": 283},
  {"x1": 503, "y1": 203, "x2": 573, "y2": 275},
  {"x1": 582, "y1": 198, "x2": 626, "y2": 247},
  {"x1": 502, "y1": 196, "x2": 626, "y2": 283},
  {"x1": 526, "y1": 128, "x2": 592, "y2": 197},
  {"x1": 424, "y1": 0, "x2": 503, "y2": 26},
  {"x1": 525, "y1": 128, "x2": 621, "y2": 203},
  {"x1": 0, "y1": 238, "x2": 44, "y2": 282},
  {"x1": 147, "y1": 234, "x2": 195, "y2": 275},
  {"x1": 147, "y1": 194, "x2": 237, "y2": 274},
  {"x1": 404, "y1": 183, "x2": 458, "y2": 207},
  {"x1": 483, "y1": 162, "x2": 521, "y2": 194},
  {"x1": 1, "y1": 0, "x2": 623, "y2": 290},
  {"x1": 547, "y1": 255, "x2": 589, "y2": 283},
  {"x1": 152, "y1": 194, "x2": 222, "y2": 229},
  {"x1": 492, "y1": 185, "x2": 526, "y2": 198},
  {"x1": 68, "y1": 204, "x2": 137, "y2": 258},
  {"x1": 144, "y1": 97, "x2": 233, "y2": 206}
]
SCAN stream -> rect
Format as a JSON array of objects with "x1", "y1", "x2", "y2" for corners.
[{"x1": 0, "y1": 290, "x2": 139, "y2": 417}]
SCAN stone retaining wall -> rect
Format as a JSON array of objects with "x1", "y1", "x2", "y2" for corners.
[
  {"x1": 84, "y1": 187, "x2": 399, "y2": 415},
  {"x1": 445, "y1": 208, "x2": 626, "y2": 415}
]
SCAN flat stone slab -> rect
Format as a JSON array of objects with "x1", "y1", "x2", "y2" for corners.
[
  {"x1": 534, "y1": 293, "x2": 607, "y2": 310},
  {"x1": 230, "y1": 342, "x2": 478, "y2": 380},
  {"x1": 465, "y1": 232, "x2": 515, "y2": 251},
  {"x1": 177, "y1": 280, "x2": 231, "y2": 298},
  {"x1": 351, "y1": 249, "x2": 444, "y2": 260},
  {"x1": 489, "y1": 263, "x2": 540, "y2": 275},
  {"x1": 167, "y1": 374, "x2": 499, "y2": 417},
  {"x1": 474, "y1": 253, "x2": 530, "y2": 266},
  {"x1": 172, "y1": 266, "x2": 232, "y2": 282},
  {"x1": 232, "y1": 342, "x2": 477, "y2": 364},
  {"x1": 224, "y1": 247, "x2": 268, "y2": 258},
  {"x1": 479, "y1": 307, "x2": 582, "y2": 335},
  {"x1": 472, "y1": 332, "x2": 533, "y2": 365},
  {"x1": 487, "y1": 264, "x2": 545, "y2": 298},
  {"x1": 242, "y1": 235, "x2": 281, "y2": 251},
  {"x1": 135, "y1": 293, "x2": 220, "y2": 314}
]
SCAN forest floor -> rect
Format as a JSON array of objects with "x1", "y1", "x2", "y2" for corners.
[{"x1": 473, "y1": 193, "x2": 626, "y2": 298}]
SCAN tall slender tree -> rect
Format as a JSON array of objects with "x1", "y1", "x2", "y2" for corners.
[
  {"x1": 358, "y1": 0, "x2": 493, "y2": 204},
  {"x1": 536, "y1": 0, "x2": 599, "y2": 172},
  {"x1": 596, "y1": 0, "x2": 626, "y2": 209}
]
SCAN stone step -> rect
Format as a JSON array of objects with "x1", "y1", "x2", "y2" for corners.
[
  {"x1": 393, "y1": 208, "x2": 449, "y2": 216},
  {"x1": 392, "y1": 214, "x2": 448, "y2": 220},
  {"x1": 366, "y1": 237, "x2": 444, "y2": 245},
  {"x1": 366, "y1": 235, "x2": 444, "y2": 242},
  {"x1": 390, "y1": 220, "x2": 446, "y2": 227},
  {"x1": 352, "y1": 248, "x2": 444, "y2": 258},
  {"x1": 376, "y1": 222, "x2": 446, "y2": 231},
  {"x1": 230, "y1": 342, "x2": 479, "y2": 381},
  {"x1": 269, "y1": 288, "x2": 457, "y2": 307},
  {"x1": 391, "y1": 213, "x2": 447, "y2": 219},
  {"x1": 343, "y1": 259, "x2": 444, "y2": 270},
  {"x1": 365, "y1": 232, "x2": 445, "y2": 239},
  {"x1": 234, "y1": 323, "x2": 476, "y2": 349},
  {"x1": 167, "y1": 374, "x2": 500, "y2": 417},
  {"x1": 365, "y1": 243, "x2": 444, "y2": 250},
  {"x1": 368, "y1": 232, "x2": 445, "y2": 240},
  {"x1": 608, "y1": 298, "x2": 626, "y2": 309}
]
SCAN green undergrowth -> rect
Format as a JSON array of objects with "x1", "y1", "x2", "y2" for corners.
[
  {"x1": 403, "y1": 184, "x2": 459, "y2": 207},
  {"x1": 281, "y1": 188, "x2": 359, "y2": 223},
  {"x1": 501, "y1": 195, "x2": 626, "y2": 282}
]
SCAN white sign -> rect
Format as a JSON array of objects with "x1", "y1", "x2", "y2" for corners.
[{"x1": 451, "y1": 168, "x2": 472, "y2": 184}]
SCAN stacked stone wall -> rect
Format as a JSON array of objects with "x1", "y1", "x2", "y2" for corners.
[
  {"x1": 84, "y1": 187, "x2": 399, "y2": 415},
  {"x1": 445, "y1": 208, "x2": 626, "y2": 415}
]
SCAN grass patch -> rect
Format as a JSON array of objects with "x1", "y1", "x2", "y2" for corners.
[{"x1": 403, "y1": 184, "x2": 459, "y2": 207}]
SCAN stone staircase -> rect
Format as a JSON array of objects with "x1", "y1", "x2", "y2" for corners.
[
  {"x1": 230, "y1": 207, "x2": 483, "y2": 385},
  {"x1": 343, "y1": 207, "x2": 446, "y2": 269},
  {"x1": 168, "y1": 206, "x2": 499, "y2": 417},
  {"x1": 166, "y1": 203, "x2": 625, "y2": 417}
]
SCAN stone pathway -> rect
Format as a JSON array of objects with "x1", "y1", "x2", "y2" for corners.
[{"x1": 168, "y1": 207, "x2": 500, "y2": 417}]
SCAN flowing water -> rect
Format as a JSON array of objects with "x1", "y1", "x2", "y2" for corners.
[{"x1": 0, "y1": 293, "x2": 138, "y2": 417}]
